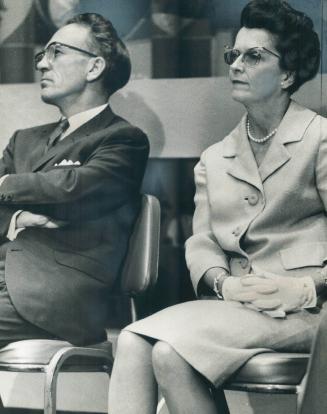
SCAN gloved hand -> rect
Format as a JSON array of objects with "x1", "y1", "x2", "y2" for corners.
[
  {"x1": 222, "y1": 275, "x2": 281, "y2": 309},
  {"x1": 222, "y1": 270, "x2": 317, "y2": 318},
  {"x1": 240, "y1": 271, "x2": 317, "y2": 313}
]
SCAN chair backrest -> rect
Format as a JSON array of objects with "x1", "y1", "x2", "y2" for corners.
[{"x1": 120, "y1": 194, "x2": 160, "y2": 297}]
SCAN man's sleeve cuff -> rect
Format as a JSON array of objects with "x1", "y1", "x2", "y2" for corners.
[
  {"x1": 0, "y1": 174, "x2": 9, "y2": 187},
  {"x1": 7, "y1": 210, "x2": 25, "y2": 241}
]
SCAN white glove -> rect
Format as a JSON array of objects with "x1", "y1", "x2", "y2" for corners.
[
  {"x1": 222, "y1": 271, "x2": 317, "y2": 318},
  {"x1": 241, "y1": 272, "x2": 317, "y2": 312},
  {"x1": 222, "y1": 275, "x2": 280, "y2": 308}
]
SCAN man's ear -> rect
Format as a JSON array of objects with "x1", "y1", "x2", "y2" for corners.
[
  {"x1": 281, "y1": 71, "x2": 296, "y2": 90},
  {"x1": 86, "y1": 56, "x2": 106, "y2": 82}
]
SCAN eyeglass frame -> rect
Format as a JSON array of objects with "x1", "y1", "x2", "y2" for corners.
[
  {"x1": 224, "y1": 45, "x2": 281, "y2": 67},
  {"x1": 34, "y1": 41, "x2": 98, "y2": 70}
]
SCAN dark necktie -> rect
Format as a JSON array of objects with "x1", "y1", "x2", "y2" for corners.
[{"x1": 46, "y1": 118, "x2": 70, "y2": 152}]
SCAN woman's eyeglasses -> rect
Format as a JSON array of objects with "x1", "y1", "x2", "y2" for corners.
[
  {"x1": 224, "y1": 46, "x2": 280, "y2": 67},
  {"x1": 34, "y1": 41, "x2": 98, "y2": 69}
]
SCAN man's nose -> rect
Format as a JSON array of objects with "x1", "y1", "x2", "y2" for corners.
[{"x1": 36, "y1": 53, "x2": 51, "y2": 71}]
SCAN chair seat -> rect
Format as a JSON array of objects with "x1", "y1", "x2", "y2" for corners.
[
  {"x1": 228, "y1": 352, "x2": 310, "y2": 387},
  {"x1": 0, "y1": 339, "x2": 113, "y2": 367}
]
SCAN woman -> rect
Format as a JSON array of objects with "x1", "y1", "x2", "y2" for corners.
[{"x1": 109, "y1": 1, "x2": 325, "y2": 413}]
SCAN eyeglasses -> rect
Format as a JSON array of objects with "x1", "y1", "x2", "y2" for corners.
[
  {"x1": 224, "y1": 46, "x2": 280, "y2": 67},
  {"x1": 34, "y1": 41, "x2": 98, "y2": 69}
]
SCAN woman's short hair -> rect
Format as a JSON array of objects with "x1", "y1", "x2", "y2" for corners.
[
  {"x1": 241, "y1": 0, "x2": 320, "y2": 94},
  {"x1": 66, "y1": 13, "x2": 131, "y2": 96}
]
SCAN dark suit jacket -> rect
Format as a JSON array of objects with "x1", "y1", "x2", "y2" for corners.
[{"x1": 0, "y1": 105, "x2": 149, "y2": 345}]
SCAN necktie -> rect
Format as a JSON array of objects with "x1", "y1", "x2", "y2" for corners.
[{"x1": 46, "y1": 118, "x2": 70, "y2": 152}]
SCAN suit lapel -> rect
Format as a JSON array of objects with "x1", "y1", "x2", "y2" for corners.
[
  {"x1": 223, "y1": 115, "x2": 264, "y2": 193},
  {"x1": 28, "y1": 122, "x2": 58, "y2": 170},
  {"x1": 32, "y1": 105, "x2": 116, "y2": 172},
  {"x1": 258, "y1": 100, "x2": 317, "y2": 182},
  {"x1": 258, "y1": 136, "x2": 291, "y2": 183},
  {"x1": 223, "y1": 101, "x2": 317, "y2": 190}
]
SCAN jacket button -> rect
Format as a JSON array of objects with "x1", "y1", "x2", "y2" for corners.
[
  {"x1": 248, "y1": 194, "x2": 259, "y2": 206},
  {"x1": 233, "y1": 226, "x2": 242, "y2": 237}
]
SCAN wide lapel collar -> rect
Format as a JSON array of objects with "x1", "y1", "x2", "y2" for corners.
[
  {"x1": 28, "y1": 122, "x2": 58, "y2": 169},
  {"x1": 259, "y1": 100, "x2": 317, "y2": 182},
  {"x1": 32, "y1": 105, "x2": 115, "y2": 172},
  {"x1": 223, "y1": 114, "x2": 263, "y2": 192}
]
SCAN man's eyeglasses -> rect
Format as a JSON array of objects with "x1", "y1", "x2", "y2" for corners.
[
  {"x1": 34, "y1": 42, "x2": 98, "y2": 69},
  {"x1": 224, "y1": 46, "x2": 280, "y2": 67}
]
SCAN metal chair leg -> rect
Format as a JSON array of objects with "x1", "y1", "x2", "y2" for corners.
[
  {"x1": 43, "y1": 347, "x2": 113, "y2": 414},
  {"x1": 213, "y1": 388, "x2": 230, "y2": 414}
]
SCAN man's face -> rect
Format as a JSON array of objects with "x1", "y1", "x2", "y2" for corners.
[{"x1": 36, "y1": 23, "x2": 96, "y2": 106}]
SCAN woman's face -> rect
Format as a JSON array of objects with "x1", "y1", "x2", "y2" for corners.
[{"x1": 229, "y1": 27, "x2": 286, "y2": 105}]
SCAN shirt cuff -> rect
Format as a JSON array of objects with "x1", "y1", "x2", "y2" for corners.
[
  {"x1": 0, "y1": 174, "x2": 9, "y2": 187},
  {"x1": 7, "y1": 210, "x2": 25, "y2": 241}
]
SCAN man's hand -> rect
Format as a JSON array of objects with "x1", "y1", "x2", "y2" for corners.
[{"x1": 16, "y1": 211, "x2": 67, "y2": 229}]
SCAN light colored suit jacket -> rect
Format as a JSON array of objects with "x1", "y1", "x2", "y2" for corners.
[
  {"x1": 185, "y1": 101, "x2": 327, "y2": 295},
  {"x1": 0, "y1": 105, "x2": 149, "y2": 345}
]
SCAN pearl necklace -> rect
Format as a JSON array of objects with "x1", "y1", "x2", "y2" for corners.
[{"x1": 246, "y1": 117, "x2": 277, "y2": 144}]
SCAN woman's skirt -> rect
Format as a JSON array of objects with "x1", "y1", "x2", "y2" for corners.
[{"x1": 125, "y1": 300, "x2": 323, "y2": 387}]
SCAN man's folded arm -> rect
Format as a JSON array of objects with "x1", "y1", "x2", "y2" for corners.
[
  {"x1": 0, "y1": 132, "x2": 24, "y2": 239},
  {"x1": 0, "y1": 130, "x2": 18, "y2": 178},
  {"x1": 0, "y1": 128, "x2": 149, "y2": 221}
]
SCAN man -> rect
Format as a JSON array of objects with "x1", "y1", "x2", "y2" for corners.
[{"x1": 0, "y1": 13, "x2": 149, "y2": 346}]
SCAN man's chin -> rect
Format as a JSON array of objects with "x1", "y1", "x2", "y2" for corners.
[{"x1": 40, "y1": 92, "x2": 57, "y2": 105}]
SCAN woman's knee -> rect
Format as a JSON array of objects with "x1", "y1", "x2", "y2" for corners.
[
  {"x1": 116, "y1": 330, "x2": 138, "y2": 349},
  {"x1": 152, "y1": 341, "x2": 182, "y2": 385},
  {"x1": 115, "y1": 330, "x2": 149, "y2": 361}
]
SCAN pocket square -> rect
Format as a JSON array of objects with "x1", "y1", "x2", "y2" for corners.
[{"x1": 54, "y1": 159, "x2": 81, "y2": 167}]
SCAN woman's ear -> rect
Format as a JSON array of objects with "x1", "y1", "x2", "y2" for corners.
[
  {"x1": 281, "y1": 71, "x2": 296, "y2": 90},
  {"x1": 86, "y1": 56, "x2": 106, "y2": 82}
]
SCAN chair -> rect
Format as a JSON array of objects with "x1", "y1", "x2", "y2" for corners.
[
  {"x1": 0, "y1": 194, "x2": 160, "y2": 414},
  {"x1": 210, "y1": 352, "x2": 310, "y2": 414},
  {"x1": 225, "y1": 352, "x2": 309, "y2": 395},
  {"x1": 156, "y1": 352, "x2": 309, "y2": 414}
]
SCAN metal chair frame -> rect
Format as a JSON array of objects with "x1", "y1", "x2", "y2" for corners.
[{"x1": 0, "y1": 347, "x2": 111, "y2": 414}]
